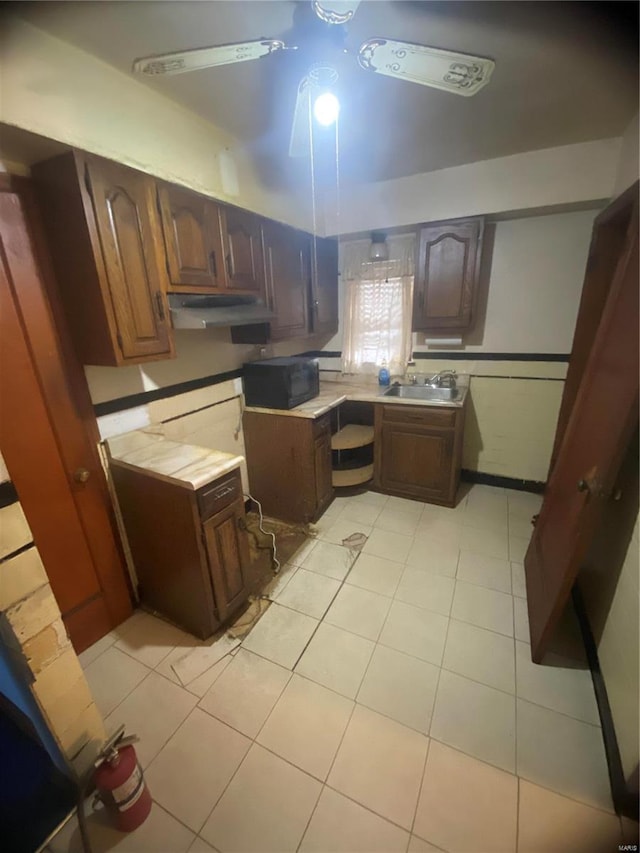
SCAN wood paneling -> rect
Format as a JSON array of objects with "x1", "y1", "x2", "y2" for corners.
[
  {"x1": 158, "y1": 183, "x2": 228, "y2": 292},
  {"x1": 525, "y1": 187, "x2": 639, "y2": 663},
  {"x1": 33, "y1": 151, "x2": 174, "y2": 366},
  {"x1": 111, "y1": 464, "x2": 218, "y2": 639},
  {"x1": 220, "y1": 206, "x2": 265, "y2": 294},
  {"x1": 0, "y1": 177, "x2": 132, "y2": 651},
  {"x1": 263, "y1": 221, "x2": 311, "y2": 341},
  {"x1": 413, "y1": 217, "x2": 484, "y2": 333},
  {"x1": 549, "y1": 183, "x2": 638, "y2": 476},
  {"x1": 374, "y1": 403, "x2": 465, "y2": 506},
  {"x1": 310, "y1": 237, "x2": 339, "y2": 335},
  {"x1": 111, "y1": 465, "x2": 251, "y2": 638},
  {"x1": 243, "y1": 411, "x2": 333, "y2": 523},
  {"x1": 202, "y1": 498, "x2": 250, "y2": 623}
]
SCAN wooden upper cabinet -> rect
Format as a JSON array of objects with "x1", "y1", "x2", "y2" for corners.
[
  {"x1": 220, "y1": 206, "x2": 266, "y2": 295},
  {"x1": 33, "y1": 151, "x2": 174, "y2": 366},
  {"x1": 413, "y1": 217, "x2": 484, "y2": 333},
  {"x1": 310, "y1": 237, "x2": 339, "y2": 335},
  {"x1": 262, "y1": 221, "x2": 311, "y2": 341},
  {"x1": 158, "y1": 183, "x2": 228, "y2": 292}
]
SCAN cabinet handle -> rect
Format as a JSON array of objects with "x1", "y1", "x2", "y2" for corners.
[
  {"x1": 154, "y1": 291, "x2": 166, "y2": 321},
  {"x1": 209, "y1": 251, "x2": 218, "y2": 278},
  {"x1": 225, "y1": 253, "x2": 232, "y2": 279},
  {"x1": 74, "y1": 467, "x2": 91, "y2": 484}
]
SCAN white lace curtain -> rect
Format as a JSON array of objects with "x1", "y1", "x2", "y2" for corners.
[{"x1": 341, "y1": 235, "x2": 415, "y2": 375}]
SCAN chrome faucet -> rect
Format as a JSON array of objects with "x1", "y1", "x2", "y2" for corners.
[{"x1": 427, "y1": 370, "x2": 458, "y2": 388}]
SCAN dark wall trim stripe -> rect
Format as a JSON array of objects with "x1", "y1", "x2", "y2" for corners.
[
  {"x1": 0, "y1": 481, "x2": 19, "y2": 509},
  {"x1": 302, "y1": 351, "x2": 570, "y2": 363},
  {"x1": 461, "y1": 469, "x2": 546, "y2": 494},
  {"x1": 413, "y1": 352, "x2": 570, "y2": 362},
  {"x1": 572, "y1": 584, "x2": 639, "y2": 821},
  {"x1": 92, "y1": 351, "x2": 568, "y2": 418},
  {"x1": 0, "y1": 540, "x2": 36, "y2": 565},
  {"x1": 93, "y1": 368, "x2": 243, "y2": 417}
]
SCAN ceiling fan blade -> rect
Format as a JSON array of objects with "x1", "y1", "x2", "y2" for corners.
[
  {"x1": 358, "y1": 39, "x2": 495, "y2": 96},
  {"x1": 289, "y1": 77, "x2": 312, "y2": 158},
  {"x1": 312, "y1": 1, "x2": 361, "y2": 25},
  {"x1": 133, "y1": 38, "x2": 292, "y2": 76}
]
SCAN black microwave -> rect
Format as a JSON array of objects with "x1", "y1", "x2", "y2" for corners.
[{"x1": 242, "y1": 357, "x2": 320, "y2": 410}]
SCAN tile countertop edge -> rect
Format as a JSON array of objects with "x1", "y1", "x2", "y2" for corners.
[
  {"x1": 243, "y1": 382, "x2": 468, "y2": 419},
  {"x1": 109, "y1": 452, "x2": 244, "y2": 491}
]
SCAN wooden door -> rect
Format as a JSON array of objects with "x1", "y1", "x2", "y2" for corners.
[
  {"x1": 548, "y1": 184, "x2": 637, "y2": 476},
  {"x1": 313, "y1": 431, "x2": 333, "y2": 514},
  {"x1": 158, "y1": 183, "x2": 228, "y2": 292},
  {"x1": 263, "y1": 221, "x2": 310, "y2": 341},
  {"x1": 220, "y1": 207, "x2": 265, "y2": 294},
  {"x1": 310, "y1": 237, "x2": 339, "y2": 335},
  {"x1": 413, "y1": 217, "x2": 484, "y2": 332},
  {"x1": 380, "y1": 421, "x2": 454, "y2": 502},
  {"x1": 202, "y1": 498, "x2": 251, "y2": 623},
  {"x1": 0, "y1": 177, "x2": 132, "y2": 652},
  {"x1": 524, "y1": 194, "x2": 638, "y2": 663},
  {"x1": 85, "y1": 156, "x2": 173, "y2": 360}
]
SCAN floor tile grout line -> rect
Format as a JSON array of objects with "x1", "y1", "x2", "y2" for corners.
[{"x1": 409, "y1": 735, "x2": 433, "y2": 842}]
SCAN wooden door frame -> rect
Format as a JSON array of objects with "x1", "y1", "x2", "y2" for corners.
[{"x1": 0, "y1": 173, "x2": 133, "y2": 648}]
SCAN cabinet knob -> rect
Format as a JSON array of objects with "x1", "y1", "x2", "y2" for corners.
[{"x1": 74, "y1": 468, "x2": 91, "y2": 484}]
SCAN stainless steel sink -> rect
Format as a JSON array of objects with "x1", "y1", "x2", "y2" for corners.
[{"x1": 383, "y1": 384, "x2": 459, "y2": 401}]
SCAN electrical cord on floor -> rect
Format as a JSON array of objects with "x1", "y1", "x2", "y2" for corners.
[{"x1": 243, "y1": 492, "x2": 281, "y2": 574}]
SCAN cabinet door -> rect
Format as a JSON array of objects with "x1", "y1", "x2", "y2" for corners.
[
  {"x1": 313, "y1": 430, "x2": 333, "y2": 514},
  {"x1": 380, "y1": 422, "x2": 454, "y2": 503},
  {"x1": 202, "y1": 497, "x2": 251, "y2": 623},
  {"x1": 85, "y1": 157, "x2": 173, "y2": 360},
  {"x1": 220, "y1": 206, "x2": 265, "y2": 294},
  {"x1": 158, "y1": 183, "x2": 227, "y2": 291},
  {"x1": 413, "y1": 217, "x2": 484, "y2": 333},
  {"x1": 263, "y1": 221, "x2": 310, "y2": 341},
  {"x1": 310, "y1": 237, "x2": 339, "y2": 335}
]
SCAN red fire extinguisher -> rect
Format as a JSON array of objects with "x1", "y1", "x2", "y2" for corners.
[{"x1": 93, "y1": 725, "x2": 152, "y2": 832}]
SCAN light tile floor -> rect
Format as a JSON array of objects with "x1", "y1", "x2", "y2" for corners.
[{"x1": 58, "y1": 484, "x2": 637, "y2": 853}]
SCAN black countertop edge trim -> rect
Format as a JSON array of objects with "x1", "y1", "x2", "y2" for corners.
[
  {"x1": 94, "y1": 368, "x2": 244, "y2": 418},
  {"x1": 572, "y1": 584, "x2": 639, "y2": 821},
  {"x1": 0, "y1": 540, "x2": 36, "y2": 565},
  {"x1": 461, "y1": 469, "x2": 546, "y2": 494},
  {"x1": 0, "y1": 481, "x2": 19, "y2": 510},
  {"x1": 302, "y1": 351, "x2": 570, "y2": 363}
]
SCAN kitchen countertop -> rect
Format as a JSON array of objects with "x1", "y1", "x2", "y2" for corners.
[
  {"x1": 106, "y1": 430, "x2": 244, "y2": 490},
  {"x1": 244, "y1": 380, "x2": 468, "y2": 419}
]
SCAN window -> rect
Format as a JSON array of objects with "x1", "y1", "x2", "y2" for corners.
[{"x1": 341, "y1": 236, "x2": 415, "y2": 375}]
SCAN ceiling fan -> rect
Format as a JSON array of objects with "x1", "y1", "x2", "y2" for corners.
[{"x1": 132, "y1": 1, "x2": 495, "y2": 158}]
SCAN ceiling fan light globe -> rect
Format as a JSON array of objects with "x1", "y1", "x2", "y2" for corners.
[{"x1": 313, "y1": 92, "x2": 340, "y2": 126}]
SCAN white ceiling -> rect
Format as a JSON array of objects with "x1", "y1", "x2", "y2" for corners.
[{"x1": 12, "y1": 1, "x2": 639, "y2": 189}]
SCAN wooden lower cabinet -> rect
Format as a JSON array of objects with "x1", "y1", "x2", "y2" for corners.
[
  {"x1": 111, "y1": 464, "x2": 250, "y2": 638},
  {"x1": 243, "y1": 410, "x2": 333, "y2": 523},
  {"x1": 374, "y1": 403, "x2": 465, "y2": 506},
  {"x1": 202, "y1": 498, "x2": 251, "y2": 623}
]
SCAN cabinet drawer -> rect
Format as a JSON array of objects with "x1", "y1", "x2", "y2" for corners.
[
  {"x1": 382, "y1": 404, "x2": 456, "y2": 429},
  {"x1": 314, "y1": 413, "x2": 331, "y2": 437},
  {"x1": 197, "y1": 470, "x2": 242, "y2": 520}
]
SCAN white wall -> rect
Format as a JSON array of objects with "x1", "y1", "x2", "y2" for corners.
[
  {"x1": 0, "y1": 15, "x2": 311, "y2": 230},
  {"x1": 613, "y1": 112, "x2": 639, "y2": 196},
  {"x1": 598, "y1": 513, "x2": 639, "y2": 786},
  {"x1": 321, "y1": 208, "x2": 599, "y2": 482},
  {"x1": 416, "y1": 209, "x2": 598, "y2": 354},
  {"x1": 323, "y1": 139, "x2": 619, "y2": 236}
]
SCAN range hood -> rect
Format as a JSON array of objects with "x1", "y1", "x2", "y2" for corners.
[{"x1": 168, "y1": 294, "x2": 275, "y2": 329}]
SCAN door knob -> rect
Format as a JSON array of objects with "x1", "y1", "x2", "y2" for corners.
[
  {"x1": 74, "y1": 468, "x2": 91, "y2": 483},
  {"x1": 577, "y1": 479, "x2": 590, "y2": 493}
]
